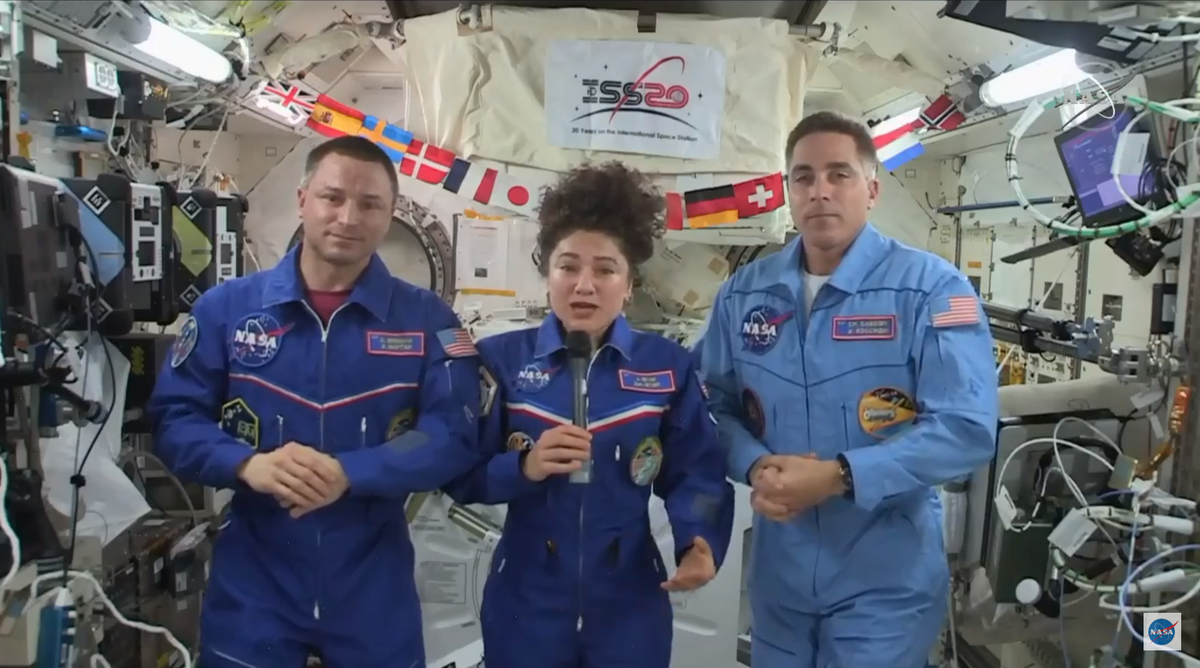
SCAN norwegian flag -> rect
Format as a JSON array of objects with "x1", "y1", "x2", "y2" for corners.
[
  {"x1": 920, "y1": 95, "x2": 966, "y2": 132},
  {"x1": 437, "y1": 328, "x2": 478, "y2": 358},
  {"x1": 400, "y1": 140, "x2": 456, "y2": 185}
]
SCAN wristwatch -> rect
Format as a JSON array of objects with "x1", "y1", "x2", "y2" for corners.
[{"x1": 835, "y1": 453, "x2": 855, "y2": 500}]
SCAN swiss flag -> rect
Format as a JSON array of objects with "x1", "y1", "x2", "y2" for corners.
[
  {"x1": 733, "y1": 173, "x2": 785, "y2": 219},
  {"x1": 400, "y1": 140, "x2": 456, "y2": 184}
]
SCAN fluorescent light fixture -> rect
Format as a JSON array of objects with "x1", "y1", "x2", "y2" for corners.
[
  {"x1": 133, "y1": 16, "x2": 232, "y2": 83},
  {"x1": 979, "y1": 49, "x2": 1087, "y2": 108}
]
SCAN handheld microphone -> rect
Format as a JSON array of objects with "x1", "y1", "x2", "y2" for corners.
[{"x1": 565, "y1": 330, "x2": 593, "y2": 484}]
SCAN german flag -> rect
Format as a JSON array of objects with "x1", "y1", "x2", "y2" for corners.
[
  {"x1": 684, "y1": 185, "x2": 739, "y2": 229},
  {"x1": 306, "y1": 94, "x2": 365, "y2": 138}
]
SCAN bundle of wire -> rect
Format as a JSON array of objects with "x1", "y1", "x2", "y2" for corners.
[
  {"x1": 1004, "y1": 87, "x2": 1200, "y2": 240},
  {"x1": 995, "y1": 415, "x2": 1200, "y2": 666},
  {"x1": 0, "y1": 296, "x2": 194, "y2": 666}
]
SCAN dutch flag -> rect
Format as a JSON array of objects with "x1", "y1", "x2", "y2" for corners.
[{"x1": 871, "y1": 109, "x2": 925, "y2": 173}]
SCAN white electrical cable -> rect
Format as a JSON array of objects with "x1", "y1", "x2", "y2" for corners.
[
  {"x1": 31, "y1": 570, "x2": 193, "y2": 668},
  {"x1": 1128, "y1": 17, "x2": 1200, "y2": 44},
  {"x1": 0, "y1": 458, "x2": 20, "y2": 608},
  {"x1": 1118, "y1": 543, "x2": 1200, "y2": 667},
  {"x1": 0, "y1": 455, "x2": 189, "y2": 665},
  {"x1": 994, "y1": 435, "x2": 1114, "y2": 513},
  {"x1": 1006, "y1": 94, "x2": 1200, "y2": 238},
  {"x1": 1112, "y1": 97, "x2": 1200, "y2": 217},
  {"x1": 1051, "y1": 416, "x2": 1118, "y2": 506},
  {"x1": 996, "y1": 418, "x2": 1128, "y2": 557}
]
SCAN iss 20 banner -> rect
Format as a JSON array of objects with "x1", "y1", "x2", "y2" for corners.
[{"x1": 544, "y1": 40, "x2": 727, "y2": 161}]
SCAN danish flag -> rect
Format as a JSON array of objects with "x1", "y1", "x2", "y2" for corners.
[{"x1": 400, "y1": 140, "x2": 456, "y2": 185}]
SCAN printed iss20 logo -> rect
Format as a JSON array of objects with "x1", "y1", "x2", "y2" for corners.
[
  {"x1": 576, "y1": 56, "x2": 698, "y2": 131},
  {"x1": 1144, "y1": 612, "x2": 1182, "y2": 651}
]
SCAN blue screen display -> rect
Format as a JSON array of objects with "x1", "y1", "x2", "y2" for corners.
[{"x1": 1058, "y1": 107, "x2": 1155, "y2": 219}]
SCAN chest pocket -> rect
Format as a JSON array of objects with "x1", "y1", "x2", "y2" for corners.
[
  {"x1": 808, "y1": 306, "x2": 912, "y2": 385},
  {"x1": 584, "y1": 368, "x2": 670, "y2": 521},
  {"x1": 323, "y1": 328, "x2": 425, "y2": 451},
  {"x1": 727, "y1": 295, "x2": 800, "y2": 445},
  {"x1": 819, "y1": 310, "x2": 918, "y2": 456}
]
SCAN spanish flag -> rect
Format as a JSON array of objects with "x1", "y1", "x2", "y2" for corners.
[
  {"x1": 307, "y1": 94, "x2": 364, "y2": 138},
  {"x1": 684, "y1": 185, "x2": 739, "y2": 229},
  {"x1": 359, "y1": 116, "x2": 413, "y2": 163}
]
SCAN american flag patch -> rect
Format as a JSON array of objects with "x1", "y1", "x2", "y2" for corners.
[
  {"x1": 931, "y1": 295, "x2": 981, "y2": 328},
  {"x1": 437, "y1": 328, "x2": 478, "y2": 357}
]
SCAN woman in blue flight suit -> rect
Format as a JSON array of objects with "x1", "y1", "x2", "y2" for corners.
[{"x1": 445, "y1": 162, "x2": 734, "y2": 668}]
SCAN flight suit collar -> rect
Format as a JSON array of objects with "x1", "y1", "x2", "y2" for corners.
[
  {"x1": 794, "y1": 222, "x2": 887, "y2": 295},
  {"x1": 262, "y1": 245, "x2": 394, "y2": 321},
  {"x1": 534, "y1": 311, "x2": 633, "y2": 361}
]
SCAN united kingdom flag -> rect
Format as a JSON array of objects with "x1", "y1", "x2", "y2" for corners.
[{"x1": 254, "y1": 82, "x2": 316, "y2": 125}]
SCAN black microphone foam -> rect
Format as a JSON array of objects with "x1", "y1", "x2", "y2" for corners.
[{"x1": 565, "y1": 330, "x2": 592, "y2": 359}]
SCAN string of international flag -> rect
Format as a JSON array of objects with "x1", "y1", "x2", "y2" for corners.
[{"x1": 253, "y1": 80, "x2": 787, "y2": 230}]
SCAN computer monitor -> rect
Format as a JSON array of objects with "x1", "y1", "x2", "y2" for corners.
[
  {"x1": 0, "y1": 165, "x2": 80, "y2": 330},
  {"x1": 1054, "y1": 104, "x2": 1165, "y2": 228}
]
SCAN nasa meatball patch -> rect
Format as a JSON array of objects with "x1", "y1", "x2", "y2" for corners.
[
  {"x1": 230, "y1": 313, "x2": 293, "y2": 368},
  {"x1": 740, "y1": 305, "x2": 793, "y2": 354},
  {"x1": 515, "y1": 362, "x2": 556, "y2": 392}
]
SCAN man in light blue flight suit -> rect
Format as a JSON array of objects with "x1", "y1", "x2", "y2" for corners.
[
  {"x1": 697, "y1": 111, "x2": 998, "y2": 667},
  {"x1": 444, "y1": 313, "x2": 735, "y2": 668},
  {"x1": 149, "y1": 136, "x2": 485, "y2": 668}
]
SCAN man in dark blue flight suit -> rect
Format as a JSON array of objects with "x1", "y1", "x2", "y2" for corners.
[
  {"x1": 149, "y1": 136, "x2": 485, "y2": 668},
  {"x1": 445, "y1": 313, "x2": 735, "y2": 668}
]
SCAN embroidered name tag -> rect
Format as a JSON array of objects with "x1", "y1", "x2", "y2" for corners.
[
  {"x1": 832, "y1": 315, "x2": 897, "y2": 341},
  {"x1": 619, "y1": 369, "x2": 676, "y2": 393},
  {"x1": 366, "y1": 331, "x2": 425, "y2": 356}
]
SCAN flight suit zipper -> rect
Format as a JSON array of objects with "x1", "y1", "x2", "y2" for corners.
[
  {"x1": 300, "y1": 301, "x2": 352, "y2": 622},
  {"x1": 577, "y1": 347, "x2": 604, "y2": 633},
  {"x1": 798, "y1": 297, "x2": 818, "y2": 599}
]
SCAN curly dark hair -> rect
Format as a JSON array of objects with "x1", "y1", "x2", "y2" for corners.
[{"x1": 536, "y1": 161, "x2": 664, "y2": 278}]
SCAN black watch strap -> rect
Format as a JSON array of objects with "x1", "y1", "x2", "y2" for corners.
[
  {"x1": 517, "y1": 448, "x2": 532, "y2": 477},
  {"x1": 836, "y1": 453, "x2": 855, "y2": 499}
]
